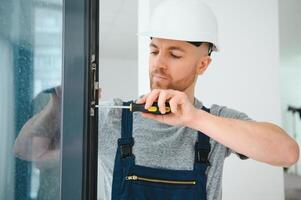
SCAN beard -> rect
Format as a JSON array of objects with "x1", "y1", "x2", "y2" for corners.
[{"x1": 149, "y1": 68, "x2": 196, "y2": 92}]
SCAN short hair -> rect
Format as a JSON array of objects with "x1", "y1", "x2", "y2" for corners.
[{"x1": 188, "y1": 42, "x2": 213, "y2": 56}]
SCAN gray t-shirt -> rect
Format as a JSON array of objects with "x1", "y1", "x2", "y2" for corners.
[{"x1": 98, "y1": 97, "x2": 252, "y2": 200}]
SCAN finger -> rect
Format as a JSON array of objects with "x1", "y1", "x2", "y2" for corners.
[
  {"x1": 157, "y1": 90, "x2": 167, "y2": 114},
  {"x1": 54, "y1": 86, "x2": 62, "y2": 99},
  {"x1": 157, "y1": 90, "x2": 173, "y2": 114},
  {"x1": 145, "y1": 89, "x2": 160, "y2": 109},
  {"x1": 51, "y1": 92, "x2": 60, "y2": 102},
  {"x1": 168, "y1": 97, "x2": 179, "y2": 114},
  {"x1": 136, "y1": 94, "x2": 147, "y2": 104}
]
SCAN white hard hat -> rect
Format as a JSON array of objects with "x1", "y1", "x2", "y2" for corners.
[{"x1": 139, "y1": 0, "x2": 219, "y2": 51}]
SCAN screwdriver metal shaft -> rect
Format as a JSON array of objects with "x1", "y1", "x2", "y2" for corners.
[
  {"x1": 95, "y1": 105, "x2": 130, "y2": 109},
  {"x1": 95, "y1": 102, "x2": 171, "y2": 115}
]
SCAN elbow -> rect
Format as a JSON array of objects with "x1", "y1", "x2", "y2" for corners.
[
  {"x1": 284, "y1": 141, "x2": 299, "y2": 167},
  {"x1": 13, "y1": 144, "x2": 20, "y2": 157},
  {"x1": 13, "y1": 143, "x2": 27, "y2": 160},
  {"x1": 13, "y1": 139, "x2": 30, "y2": 160}
]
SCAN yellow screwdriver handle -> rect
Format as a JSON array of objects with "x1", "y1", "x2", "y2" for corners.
[{"x1": 131, "y1": 102, "x2": 171, "y2": 115}]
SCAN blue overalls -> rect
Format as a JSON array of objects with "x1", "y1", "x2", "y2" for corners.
[{"x1": 111, "y1": 101, "x2": 211, "y2": 200}]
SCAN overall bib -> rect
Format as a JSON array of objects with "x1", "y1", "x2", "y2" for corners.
[{"x1": 111, "y1": 101, "x2": 211, "y2": 200}]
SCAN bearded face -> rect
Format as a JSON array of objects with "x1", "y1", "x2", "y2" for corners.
[
  {"x1": 149, "y1": 64, "x2": 197, "y2": 92},
  {"x1": 148, "y1": 38, "x2": 202, "y2": 92}
]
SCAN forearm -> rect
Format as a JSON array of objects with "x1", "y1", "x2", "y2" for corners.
[
  {"x1": 14, "y1": 98, "x2": 59, "y2": 160},
  {"x1": 14, "y1": 113, "x2": 45, "y2": 160},
  {"x1": 188, "y1": 109, "x2": 300, "y2": 167},
  {"x1": 14, "y1": 122, "x2": 58, "y2": 161},
  {"x1": 34, "y1": 149, "x2": 60, "y2": 169}
]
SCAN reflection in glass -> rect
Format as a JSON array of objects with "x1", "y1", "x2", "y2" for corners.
[{"x1": 0, "y1": 0, "x2": 62, "y2": 199}]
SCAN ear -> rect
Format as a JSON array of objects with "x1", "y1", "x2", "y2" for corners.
[{"x1": 196, "y1": 56, "x2": 211, "y2": 75}]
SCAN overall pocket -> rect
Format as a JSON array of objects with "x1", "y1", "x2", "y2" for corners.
[
  {"x1": 126, "y1": 174, "x2": 196, "y2": 185},
  {"x1": 125, "y1": 174, "x2": 201, "y2": 200}
]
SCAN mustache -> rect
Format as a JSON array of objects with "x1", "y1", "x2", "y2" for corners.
[{"x1": 150, "y1": 69, "x2": 170, "y2": 79}]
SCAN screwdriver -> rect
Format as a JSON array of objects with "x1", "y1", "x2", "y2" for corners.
[{"x1": 96, "y1": 102, "x2": 171, "y2": 115}]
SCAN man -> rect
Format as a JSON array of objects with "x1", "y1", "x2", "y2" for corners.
[
  {"x1": 98, "y1": 0, "x2": 299, "y2": 200},
  {"x1": 15, "y1": 0, "x2": 299, "y2": 200}
]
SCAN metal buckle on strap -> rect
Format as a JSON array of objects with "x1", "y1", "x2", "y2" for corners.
[
  {"x1": 195, "y1": 142, "x2": 211, "y2": 165},
  {"x1": 120, "y1": 144, "x2": 133, "y2": 158},
  {"x1": 196, "y1": 150, "x2": 210, "y2": 165},
  {"x1": 118, "y1": 137, "x2": 134, "y2": 159}
]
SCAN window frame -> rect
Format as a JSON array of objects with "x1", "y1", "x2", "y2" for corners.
[{"x1": 61, "y1": 0, "x2": 99, "y2": 199}]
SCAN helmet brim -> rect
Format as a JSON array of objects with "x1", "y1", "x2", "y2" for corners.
[{"x1": 137, "y1": 31, "x2": 219, "y2": 52}]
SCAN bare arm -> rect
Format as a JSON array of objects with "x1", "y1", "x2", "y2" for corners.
[
  {"x1": 188, "y1": 109, "x2": 299, "y2": 167},
  {"x1": 13, "y1": 91, "x2": 61, "y2": 166},
  {"x1": 138, "y1": 89, "x2": 300, "y2": 167}
]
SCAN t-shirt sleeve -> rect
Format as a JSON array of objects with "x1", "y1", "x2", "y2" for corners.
[{"x1": 210, "y1": 104, "x2": 254, "y2": 160}]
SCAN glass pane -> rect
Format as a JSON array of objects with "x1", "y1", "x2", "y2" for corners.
[
  {"x1": 0, "y1": 0, "x2": 63, "y2": 199},
  {"x1": 97, "y1": 0, "x2": 138, "y2": 199}
]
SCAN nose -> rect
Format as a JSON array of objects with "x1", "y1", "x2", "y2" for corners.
[{"x1": 152, "y1": 53, "x2": 167, "y2": 70}]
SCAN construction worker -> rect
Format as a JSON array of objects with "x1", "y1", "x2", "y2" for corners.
[
  {"x1": 14, "y1": 0, "x2": 299, "y2": 200},
  {"x1": 99, "y1": 0, "x2": 299, "y2": 199}
]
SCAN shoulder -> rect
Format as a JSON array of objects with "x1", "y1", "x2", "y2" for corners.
[
  {"x1": 209, "y1": 104, "x2": 253, "y2": 121},
  {"x1": 209, "y1": 104, "x2": 252, "y2": 159}
]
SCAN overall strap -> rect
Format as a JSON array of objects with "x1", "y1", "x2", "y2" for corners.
[
  {"x1": 195, "y1": 105, "x2": 211, "y2": 167},
  {"x1": 121, "y1": 101, "x2": 133, "y2": 139},
  {"x1": 111, "y1": 101, "x2": 135, "y2": 199},
  {"x1": 118, "y1": 101, "x2": 134, "y2": 159}
]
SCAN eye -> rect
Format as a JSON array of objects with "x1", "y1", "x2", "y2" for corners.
[
  {"x1": 171, "y1": 53, "x2": 182, "y2": 59},
  {"x1": 150, "y1": 51, "x2": 158, "y2": 55}
]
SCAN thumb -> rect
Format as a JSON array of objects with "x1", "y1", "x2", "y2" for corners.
[{"x1": 136, "y1": 95, "x2": 147, "y2": 104}]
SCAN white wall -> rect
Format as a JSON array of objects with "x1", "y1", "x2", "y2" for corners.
[
  {"x1": 138, "y1": 0, "x2": 284, "y2": 199},
  {"x1": 99, "y1": 57, "x2": 138, "y2": 101},
  {"x1": 98, "y1": 0, "x2": 138, "y2": 101}
]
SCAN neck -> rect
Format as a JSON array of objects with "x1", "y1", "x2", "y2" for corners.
[{"x1": 183, "y1": 82, "x2": 195, "y2": 105}]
